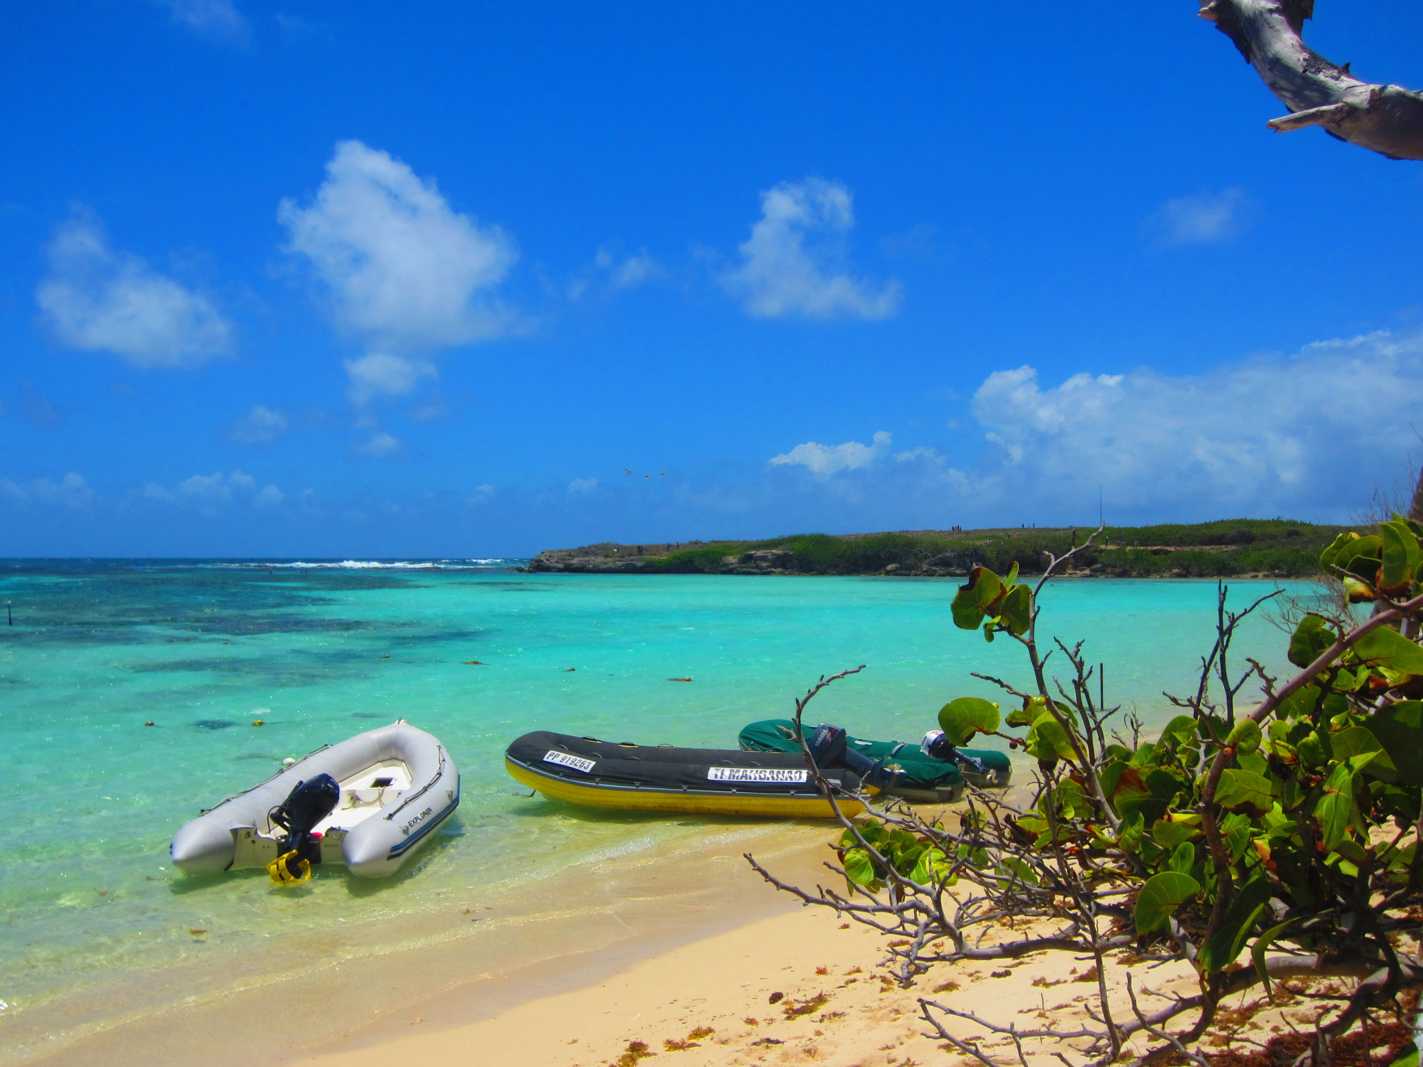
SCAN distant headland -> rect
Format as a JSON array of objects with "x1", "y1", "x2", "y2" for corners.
[{"x1": 526, "y1": 520, "x2": 1346, "y2": 578}]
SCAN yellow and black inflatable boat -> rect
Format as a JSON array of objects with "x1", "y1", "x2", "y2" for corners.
[{"x1": 505, "y1": 730, "x2": 867, "y2": 818}]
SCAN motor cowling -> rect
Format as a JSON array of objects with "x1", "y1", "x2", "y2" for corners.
[
  {"x1": 270, "y1": 773, "x2": 340, "y2": 878},
  {"x1": 808, "y1": 723, "x2": 886, "y2": 788}
]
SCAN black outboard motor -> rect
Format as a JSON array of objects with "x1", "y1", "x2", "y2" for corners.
[
  {"x1": 922, "y1": 730, "x2": 955, "y2": 761},
  {"x1": 807, "y1": 723, "x2": 888, "y2": 790},
  {"x1": 267, "y1": 773, "x2": 340, "y2": 884},
  {"x1": 922, "y1": 730, "x2": 987, "y2": 776}
]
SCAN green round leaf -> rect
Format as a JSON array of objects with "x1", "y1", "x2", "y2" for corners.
[
  {"x1": 1160, "y1": 715, "x2": 1197, "y2": 748},
  {"x1": 1198, "y1": 875, "x2": 1270, "y2": 975},
  {"x1": 1319, "y1": 531, "x2": 1359, "y2": 570},
  {"x1": 1342, "y1": 577, "x2": 1376, "y2": 603},
  {"x1": 1214, "y1": 769, "x2": 1274, "y2": 816},
  {"x1": 1379, "y1": 518, "x2": 1422, "y2": 593},
  {"x1": 951, "y1": 566, "x2": 1002, "y2": 630},
  {"x1": 1168, "y1": 840, "x2": 1196, "y2": 876},
  {"x1": 1334, "y1": 533, "x2": 1383, "y2": 581},
  {"x1": 938, "y1": 696, "x2": 1001, "y2": 746},
  {"x1": 1225, "y1": 720, "x2": 1262, "y2": 755},
  {"x1": 1353, "y1": 627, "x2": 1423, "y2": 676},
  {"x1": 1364, "y1": 702, "x2": 1423, "y2": 786},
  {"x1": 1331, "y1": 725, "x2": 1397, "y2": 782},
  {"x1": 996, "y1": 584, "x2": 1033, "y2": 636},
  {"x1": 909, "y1": 847, "x2": 951, "y2": 885},
  {"x1": 1150, "y1": 815, "x2": 1200, "y2": 850},
  {"x1": 1296, "y1": 730, "x2": 1328, "y2": 769},
  {"x1": 1025, "y1": 711, "x2": 1076, "y2": 763},
  {"x1": 1134, "y1": 871, "x2": 1201, "y2": 936},
  {"x1": 842, "y1": 847, "x2": 878, "y2": 888},
  {"x1": 1314, "y1": 764, "x2": 1360, "y2": 852},
  {"x1": 1287, "y1": 614, "x2": 1337, "y2": 669}
]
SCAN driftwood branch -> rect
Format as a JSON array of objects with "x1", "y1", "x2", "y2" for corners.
[{"x1": 1200, "y1": 0, "x2": 1423, "y2": 160}]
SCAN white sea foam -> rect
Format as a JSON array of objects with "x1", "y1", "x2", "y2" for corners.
[
  {"x1": 291, "y1": 560, "x2": 440, "y2": 570},
  {"x1": 209, "y1": 558, "x2": 521, "y2": 570}
]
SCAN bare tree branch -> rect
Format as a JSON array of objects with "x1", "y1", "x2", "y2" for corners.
[
  {"x1": 745, "y1": 520, "x2": 1423, "y2": 1064},
  {"x1": 1200, "y1": 0, "x2": 1423, "y2": 160}
]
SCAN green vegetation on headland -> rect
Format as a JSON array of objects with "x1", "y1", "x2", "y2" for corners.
[{"x1": 526, "y1": 519, "x2": 1348, "y2": 578}]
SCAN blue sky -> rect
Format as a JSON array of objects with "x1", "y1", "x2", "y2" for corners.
[{"x1": 4, "y1": 2, "x2": 1423, "y2": 557}]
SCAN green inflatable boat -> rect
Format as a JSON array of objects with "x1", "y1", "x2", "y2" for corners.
[{"x1": 738, "y1": 719, "x2": 1012, "y2": 795}]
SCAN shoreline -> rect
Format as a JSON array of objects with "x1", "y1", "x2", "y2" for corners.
[
  {"x1": 19, "y1": 771, "x2": 1330, "y2": 1065},
  {"x1": 15, "y1": 820, "x2": 844, "y2": 1067}
]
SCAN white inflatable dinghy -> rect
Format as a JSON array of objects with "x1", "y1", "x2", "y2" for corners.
[{"x1": 171, "y1": 720, "x2": 459, "y2": 880}]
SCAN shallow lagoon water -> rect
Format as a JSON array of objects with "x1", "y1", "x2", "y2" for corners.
[{"x1": 0, "y1": 560, "x2": 1319, "y2": 1056}]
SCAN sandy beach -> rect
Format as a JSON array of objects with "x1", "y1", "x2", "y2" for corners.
[
  {"x1": 20, "y1": 822, "x2": 867, "y2": 1066},
  {"x1": 23, "y1": 798, "x2": 1343, "y2": 1067},
  {"x1": 287, "y1": 851, "x2": 1323, "y2": 1067}
]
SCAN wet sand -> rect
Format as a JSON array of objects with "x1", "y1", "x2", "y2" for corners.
[{"x1": 20, "y1": 821, "x2": 838, "y2": 1066}]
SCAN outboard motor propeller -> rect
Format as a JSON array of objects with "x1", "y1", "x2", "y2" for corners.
[{"x1": 266, "y1": 773, "x2": 340, "y2": 886}]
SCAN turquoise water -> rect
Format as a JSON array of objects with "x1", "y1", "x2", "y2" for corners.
[{"x1": 0, "y1": 560, "x2": 1319, "y2": 1049}]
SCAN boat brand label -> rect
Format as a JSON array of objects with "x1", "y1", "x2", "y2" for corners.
[
  {"x1": 707, "y1": 767, "x2": 808, "y2": 784},
  {"x1": 543, "y1": 750, "x2": 596, "y2": 773},
  {"x1": 400, "y1": 806, "x2": 433, "y2": 836}
]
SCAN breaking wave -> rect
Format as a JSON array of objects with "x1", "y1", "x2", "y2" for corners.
[{"x1": 208, "y1": 558, "x2": 524, "y2": 571}]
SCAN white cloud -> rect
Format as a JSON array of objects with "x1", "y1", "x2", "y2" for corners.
[
  {"x1": 411, "y1": 397, "x2": 449, "y2": 422},
  {"x1": 358, "y1": 431, "x2": 401, "y2": 457},
  {"x1": 968, "y1": 331, "x2": 1423, "y2": 518},
  {"x1": 253, "y1": 485, "x2": 284, "y2": 508},
  {"x1": 160, "y1": 0, "x2": 249, "y2": 44},
  {"x1": 892, "y1": 446, "x2": 976, "y2": 496},
  {"x1": 2, "y1": 472, "x2": 95, "y2": 510},
  {"x1": 1301, "y1": 329, "x2": 1391, "y2": 353},
  {"x1": 467, "y1": 483, "x2": 495, "y2": 505},
  {"x1": 230, "y1": 404, "x2": 289, "y2": 444},
  {"x1": 611, "y1": 251, "x2": 660, "y2": 290},
  {"x1": 568, "y1": 246, "x2": 663, "y2": 301},
  {"x1": 894, "y1": 446, "x2": 946, "y2": 464},
  {"x1": 179, "y1": 472, "x2": 235, "y2": 506},
  {"x1": 280, "y1": 140, "x2": 519, "y2": 348},
  {"x1": 36, "y1": 211, "x2": 233, "y2": 368},
  {"x1": 344, "y1": 352, "x2": 436, "y2": 406},
  {"x1": 567, "y1": 477, "x2": 599, "y2": 495},
  {"x1": 274, "y1": 12, "x2": 319, "y2": 42},
  {"x1": 142, "y1": 470, "x2": 282, "y2": 515},
  {"x1": 1152, "y1": 188, "x2": 1246, "y2": 246},
  {"x1": 141, "y1": 482, "x2": 175, "y2": 504},
  {"x1": 39, "y1": 473, "x2": 96, "y2": 510},
  {"x1": 722, "y1": 178, "x2": 901, "y2": 320},
  {"x1": 770, "y1": 431, "x2": 893, "y2": 477}
]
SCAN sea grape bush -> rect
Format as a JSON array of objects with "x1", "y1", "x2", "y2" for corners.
[{"x1": 776, "y1": 517, "x2": 1423, "y2": 1062}]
